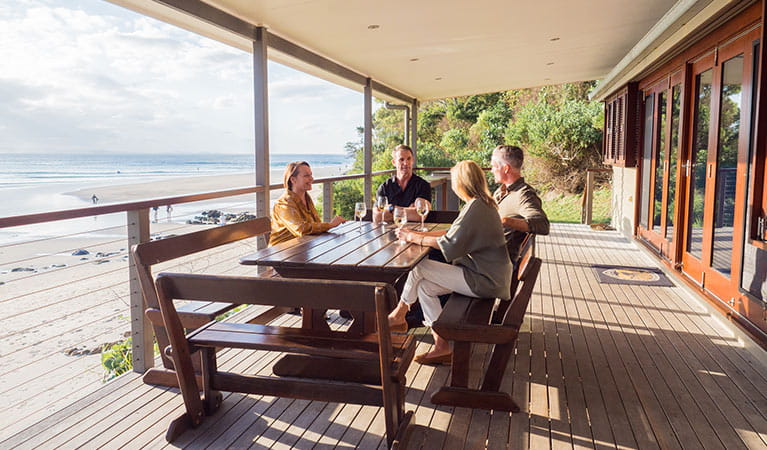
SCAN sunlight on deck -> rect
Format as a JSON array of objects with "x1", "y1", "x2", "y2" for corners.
[{"x1": 3, "y1": 223, "x2": 767, "y2": 449}]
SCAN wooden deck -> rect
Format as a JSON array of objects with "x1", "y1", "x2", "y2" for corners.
[{"x1": 3, "y1": 223, "x2": 767, "y2": 449}]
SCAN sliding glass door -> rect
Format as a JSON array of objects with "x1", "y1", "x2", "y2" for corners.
[{"x1": 680, "y1": 33, "x2": 756, "y2": 300}]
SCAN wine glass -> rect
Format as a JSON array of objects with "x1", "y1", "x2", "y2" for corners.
[
  {"x1": 375, "y1": 195, "x2": 389, "y2": 225},
  {"x1": 393, "y1": 207, "x2": 407, "y2": 244},
  {"x1": 354, "y1": 202, "x2": 366, "y2": 232},
  {"x1": 415, "y1": 198, "x2": 429, "y2": 232}
]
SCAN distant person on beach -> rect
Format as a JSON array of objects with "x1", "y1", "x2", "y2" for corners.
[
  {"x1": 91, "y1": 194, "x2": 98, "y2": 204},
  {"x1": 166, "y1": 204, "x2": 173, "y2": 221},
  {"x1": 152, "y1": 206, "x2": 159, "y2": 223},
  {"x1": 374, "y1": 144, "x2": 431, "y2": 223},
  {"x1": 269, "y1": 161, "x2": 346, "y2": 246}
]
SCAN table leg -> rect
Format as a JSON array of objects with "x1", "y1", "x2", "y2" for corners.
[{"x1": 301, "y1": 307, "x2": 331, "y2": 332}]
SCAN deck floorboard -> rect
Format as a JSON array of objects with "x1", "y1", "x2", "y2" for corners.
[{"x1": 4, "y1": 224, "x2": 767, "y2": 449}]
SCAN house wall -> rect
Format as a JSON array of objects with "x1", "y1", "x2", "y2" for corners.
[
  {"x1": 611, "y1": 166, "x2": 636, "y2": 239},
  {"x1": 602, "y1": 1, "x2": 767, "y2": 344}
]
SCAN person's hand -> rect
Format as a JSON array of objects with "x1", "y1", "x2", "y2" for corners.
[
  {"x1": 372, "y1": 208, "x2": 383, "y2": 224},
  {"x1": 395, "y1": 227, "x2": 414, "y2": 242},
  {"x1": 329, "y1": 216, "x2": 346, "y2": 227}
]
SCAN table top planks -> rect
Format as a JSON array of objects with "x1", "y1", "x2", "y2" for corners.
[{"x1": 241, "y1": 221, "x2": 450, "y2": 277}]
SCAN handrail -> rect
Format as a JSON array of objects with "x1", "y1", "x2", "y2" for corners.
[
  {"x1": 0, "y1": 169, "x2": 405, "y2": 229},
  {"x1": 0, "y1": 164, "x2": 450, "y2": 378}
]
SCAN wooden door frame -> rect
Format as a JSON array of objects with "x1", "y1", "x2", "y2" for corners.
[
  {"x1": 681, "y1": 51, "x2": 716, "y2": 285},
  {"x1": 638, "y1": 77, "x2": 673, "y2": 256},
  {"x1": 669, "y1": 69, "x2": 689, "y2": 267},
  {"x1": 703, "y1": 30, "x2": 760, "y2": 299}
]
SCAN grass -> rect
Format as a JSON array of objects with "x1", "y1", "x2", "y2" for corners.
[{"x1": 542, "y1": 187, "x2": 611, "y2": 224}]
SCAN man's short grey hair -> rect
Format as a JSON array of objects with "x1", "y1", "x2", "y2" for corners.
[
  {"x1": 493, "y1": 145, "x2": 524, "y2": 170},
  {"x1": 392, "y1": 144, "x2": 413, "y2": 158}
]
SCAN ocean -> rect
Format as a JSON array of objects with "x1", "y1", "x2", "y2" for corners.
[
  {"x1": 0, "y1": 153, "x2": 352, "y2": 244},
  {"x1": 0, "y1": 153, "x2": 351, "y2": 188}
]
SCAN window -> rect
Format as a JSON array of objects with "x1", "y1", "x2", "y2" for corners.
[
  {"x1": 603, "y1": 83, "x2": 640, "y2": 167},
  {"x1": 666, "y1": 85, "x2": 681, "y2": 240},
  {"x1": 640, "y1": 93, "x2": 654, "y2": 230},
  {"x1": 652, "y1": 90, "x2": 667, "y2": 232}
]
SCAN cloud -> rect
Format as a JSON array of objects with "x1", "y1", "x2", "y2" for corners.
[
  {"x1": 212, "y1": 95, "x2": 235, "y2": 109},
  {"x1": 0, "y1": 1, "x2": 362, "y2": 155}
]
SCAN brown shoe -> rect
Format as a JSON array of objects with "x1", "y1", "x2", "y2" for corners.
[{"x1": 414, "y1": 352, "x2": 452, "y2": 365}]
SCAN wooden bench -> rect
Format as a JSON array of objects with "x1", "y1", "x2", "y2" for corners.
[
  {"x1": 431, "y1": 234, "x2": 541, "y2": 412},
  {"x1": 155, "y1": 273, "x2": 415, "y2": 448},
  {"x1": 131, "y1": 217, "x2": 281, "y2": 388},
  {"x1": 492, "y1": 232, "x2": 536, "y2": 324}
]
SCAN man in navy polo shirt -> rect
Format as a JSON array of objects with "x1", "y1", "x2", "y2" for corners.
[
  {"x1": 375, "y1": 144, "x2": 437, "y2": 328},
  {"x1": 375, "y1": 144, "x2": 432, "y2": 222}
]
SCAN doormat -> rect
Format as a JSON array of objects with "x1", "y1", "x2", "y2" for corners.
[{"x1": 591, "y1": 264, "x2": 674, "y2": 287}]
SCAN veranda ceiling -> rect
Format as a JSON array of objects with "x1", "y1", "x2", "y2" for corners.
[{"x1": 108, "y1": 0, "x2": 682, "y2": 101}]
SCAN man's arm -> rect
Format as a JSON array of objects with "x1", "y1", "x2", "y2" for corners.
[
  {"x1": 502, "y1": 216, "x2": 531, "y2": 232},
  {"x1": 501, "y1": 188, "x2": 550, "y2": 235},
  {"x1": 404, "y1": 197, "x2": 431, "y2": 222}
]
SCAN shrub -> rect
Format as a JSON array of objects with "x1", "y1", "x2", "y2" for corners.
[{"x1": 102, "y1": 338, "x2": 133, "y2": 382}]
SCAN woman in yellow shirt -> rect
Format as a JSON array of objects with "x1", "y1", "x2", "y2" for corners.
[{"x1": 269, "y1": 161, "x2": 346, "y2": 246}]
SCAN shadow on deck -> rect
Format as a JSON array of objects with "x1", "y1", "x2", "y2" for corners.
[{"x1": 3, "y1": 223, "x2": 767, "y2": 449}]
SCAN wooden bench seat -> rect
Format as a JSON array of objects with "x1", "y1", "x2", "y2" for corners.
[
  {"x1": 155, "y1": 273, "x2": 414, "y2": 448},
  {"x1": 187, "y1": 321, "x2": 414, "y2": 362},
  {"x1": 431, "y1": 234, "x2": 542, "y2": 412},
  {"x1": 130, "y1": 217, "x2": 280, "y2": 388}
]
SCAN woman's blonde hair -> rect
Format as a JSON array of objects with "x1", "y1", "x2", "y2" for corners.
[
  {"x1": 283, "y1": 161, "x2": 310, "y2": 190},
  {"x1": 450, "y1": 160, "x2": 497, "y2": 209}
]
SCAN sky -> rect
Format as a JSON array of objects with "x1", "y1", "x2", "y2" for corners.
[{"x1": 0, "y1": 0, "x2": 367, "y2": 155}]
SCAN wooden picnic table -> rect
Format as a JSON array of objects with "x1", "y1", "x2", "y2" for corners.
[
  {"x1": 241, "y1": 220, "x2": 449, "y2": 331},
  {"x1": 240, "y1": 220, "x2": 449, "y2": 381}
]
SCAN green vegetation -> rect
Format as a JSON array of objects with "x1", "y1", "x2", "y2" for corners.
[
  {"x1": 101, "y1": 338, "x2": 134, "y2": 382},
  {"x1": 101, "y1": 336, "x2": 161, "y2": 382},
  {"x1": 101, "y1": 306, "x2": 247, "y2": 381},
  {"x1": 542, "y1": 188, "x2": 611, "y2": 224},
  {"x1": 334, "y1": 81, "x2": 610, "y2": 223}
]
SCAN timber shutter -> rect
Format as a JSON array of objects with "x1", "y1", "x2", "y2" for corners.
[{"x1": 603, "y1": 82, "x2": 640, "y2": 167}]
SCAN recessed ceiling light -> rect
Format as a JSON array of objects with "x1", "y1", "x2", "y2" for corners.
[
  {"x1": 546, "y1": 62, "x2": 554, "y2": 66},
  {"x1": 410, "y1": 58, "x2": 419, "y2": 62},
  {"x1": 435, "y1": 77, "x2": 442, "y2": 81},
  {"x1": 367, "y1": 24, "x2": 380, "y2": 30},
  {"x1": 549, "y1": 37, "x2": 560, "y2": 41}
]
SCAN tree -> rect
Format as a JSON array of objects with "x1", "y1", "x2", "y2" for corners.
[{"x1": 505, "y1": 84, "x2": 603, "y2": 193}]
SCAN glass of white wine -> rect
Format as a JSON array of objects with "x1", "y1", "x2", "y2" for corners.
[
  {"x1": 375, "y1": 195, "x2": 388, "y2": 225},
  {"x1": 415, "y1": 198, "x2": 429, "y2": 232},
  {"x1": 393, "y1": 207, "x2": 407, "y2": 244},
  {"x1": 354, "y1": 202, "x2": 366, "y2": 232}
]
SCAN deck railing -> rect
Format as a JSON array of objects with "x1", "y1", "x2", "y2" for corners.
[
  {"x1": 0, "y1": 168, "x2": 451, "y2": 365},
  {"x1": 0, "y1": 167, "x2": 453, "y2": 438}
]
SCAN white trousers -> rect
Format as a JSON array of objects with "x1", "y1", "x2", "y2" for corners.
[{"x1": 400, "y1": 258, "x2": 477, "y2": 327}]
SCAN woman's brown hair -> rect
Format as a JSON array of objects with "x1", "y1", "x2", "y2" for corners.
[
  {"x1": 450, "y1": 160, "x2": 497, "y2": 209},
  {"x1": 283, "y1": 161, "x2": 310, "y2": 191}
]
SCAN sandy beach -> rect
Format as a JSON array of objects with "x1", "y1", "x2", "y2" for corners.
[
  {"x1": 0, "y1": 164, "x2": 353, "y2": 438},
  {"x1": 66, "y1": 165, "x2": 350, "y2": 205}
]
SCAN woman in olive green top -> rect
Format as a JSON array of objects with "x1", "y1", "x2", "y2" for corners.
[{"x1": 391, "y1": 160, "x2": 512, "y2": 365}]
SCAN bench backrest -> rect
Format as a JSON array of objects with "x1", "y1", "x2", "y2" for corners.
[
  {"x1": 507, "y1": 232, "x2": 534, "y2": 299},
  {"x1": 131, "y1": 217, "x2": 271, "y2": 310},
  {"x1": 501, "y1": 256, "x2": 542, "y2": 328},
  {"x1": 154, "y1": 273, "x2": 400, "y2": 373},
  {"x1": 425, "y1": 210, "x2": 459, "y2": 223},
  {"x1": 156, "y1": 272, "x2": 396, "y2": 314}
]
